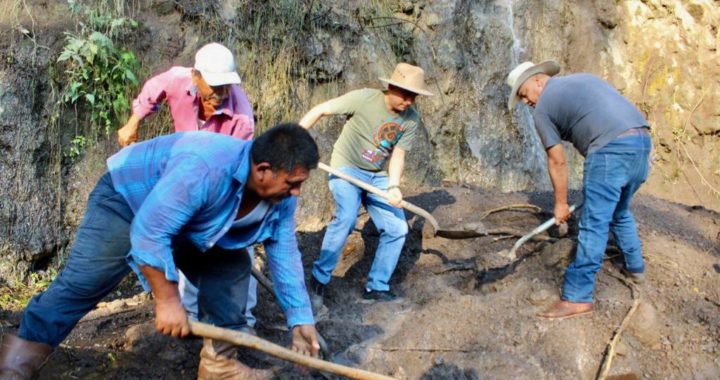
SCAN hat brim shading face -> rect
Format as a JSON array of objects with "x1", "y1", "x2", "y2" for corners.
[
  {"x1": 379, "y1": 78, "x2": 434, "y2": 96},
  {"x1": 507, "y1": 60, "x2": 560, "y2": 110},
  {"x1": 199, "y1": 70, "x2": 242, "y2": 87}
]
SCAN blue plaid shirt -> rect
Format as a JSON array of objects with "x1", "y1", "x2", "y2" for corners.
[{"x1": 107, "y1": 132, "x2": 313, "y2": 327}]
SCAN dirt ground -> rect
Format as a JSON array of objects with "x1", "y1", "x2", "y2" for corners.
[{"x1": 1, "y1": 186, "x2": 718, "y2": 379}]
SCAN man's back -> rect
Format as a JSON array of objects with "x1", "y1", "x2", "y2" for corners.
[
  {"x1": 533, "y1": 73, "x2": 648, "y2": 156},
  {"x1": 108, "y1": 131, "x2": 249, "y2": 214}
]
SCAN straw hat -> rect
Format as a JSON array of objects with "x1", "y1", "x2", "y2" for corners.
[
  {"x1": 194, "y1": 43, "x2": 241, "y2": 86},
  {"x1": 506, "y1": 60, "x2": 560, "y2": 110},
  {"x1": 379, "y1": 63, "x2": 433, "y2": 96}
]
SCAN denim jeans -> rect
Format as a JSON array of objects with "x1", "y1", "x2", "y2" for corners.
[
  {"x1": 562, "y1": 129, "x2": 651, "y2": 303},
  {"x1": 19, "y1": 173, "x2": 251, "y2": 347},
  {"x1": 179, "y1": 247, "x2": 257, "y2": 327},
  {"x1": 312, "y1": 167, "x2": 408, "y2": 291}
]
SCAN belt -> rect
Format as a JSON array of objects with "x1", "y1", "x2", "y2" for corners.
[{"x1": 617, "y1": 127, "x2": 650, "y2": 138}]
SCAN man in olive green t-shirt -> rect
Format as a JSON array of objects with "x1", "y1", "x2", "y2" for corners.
[{"x1": 300, "y1": 63, "x2": 433, "y2": 306}]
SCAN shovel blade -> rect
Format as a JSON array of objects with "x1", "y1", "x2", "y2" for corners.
[{"x1": 434, "y1": 221, "x2": 488, "y2": 239}]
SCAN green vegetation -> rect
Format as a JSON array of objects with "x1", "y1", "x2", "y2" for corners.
[
  {"x1": 56, "y1": 0, "x2": 140, "y2": 157},
  {"x1": 177, "y1": 1, "x2": 410, "y2": 134},
  {"x1": 0, "y1": 269, "x2": 57, "y2": 312}
]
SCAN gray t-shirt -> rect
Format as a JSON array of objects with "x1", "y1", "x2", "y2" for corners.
[{"x1": 533, "y1": 74, "x2": 649, "y2": 156}]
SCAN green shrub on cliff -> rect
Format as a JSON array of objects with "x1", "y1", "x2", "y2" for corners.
[{"x1": 56, "y1": 0, "x2": 140, "y2": 157}]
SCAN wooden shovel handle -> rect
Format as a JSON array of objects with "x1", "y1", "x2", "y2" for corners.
[
  {"x1": 189, "y1": 321, "x2": 395, "y2": 380},
  {"x1": 317, "y1": 163, "x2": 440, "y2": 233}
]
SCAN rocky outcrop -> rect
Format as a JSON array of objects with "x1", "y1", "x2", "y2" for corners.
[
  {"x1": 0, "y1": 0, "x2": 717, "y2": 278},
  {"x1": 0, "y1": 3, "x2": 76, "y2": 277}
]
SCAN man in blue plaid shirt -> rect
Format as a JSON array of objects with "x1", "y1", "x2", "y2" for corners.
[{"x1": 0, "y1": 123, "x2": 320, "y2": 380}]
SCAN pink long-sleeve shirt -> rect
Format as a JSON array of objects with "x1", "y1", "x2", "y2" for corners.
[{"x1": 132, "y1": 66, "x2": 254, "y2": 140}]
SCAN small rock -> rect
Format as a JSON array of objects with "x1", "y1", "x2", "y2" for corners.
[
  {"x1": 399, "y1": 1, "x2": 414, "y2": 14},
  {"x1": 541, "y1": 238, "x2": 575, "y2": 268},
  {"x1": 528, "y1": 289, "x2": 553, "y2": 306},
  {"x1": 615, "y1": 339, "x2": 629, "y2": 357}
]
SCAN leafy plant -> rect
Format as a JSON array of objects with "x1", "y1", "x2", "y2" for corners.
[
  {"x1": 66, "y1": 135, "x2": 88, "y2": 158},
  {"x1": 0, "y1": 269, "x2": 58, "y2": 312},
  {"x1": 56, "y1": 0, "x2": 140, "y2": 156}
]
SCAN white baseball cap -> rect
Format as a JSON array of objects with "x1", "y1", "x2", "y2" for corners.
[{"x1": 194, "y1": 43, "x2": 241, "y2": 86}]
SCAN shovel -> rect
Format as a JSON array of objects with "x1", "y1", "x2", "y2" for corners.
[
  {"x1": 318, "y1": 163, "x2": 487, "y2": 239},
  {"x1": 246, "y1": 266, "x2": 386, "y2": 378},
  {"x1": 189, "y1": 321, "x2": 395, "y2": 380},
  {"x1": 499, "y1": 203, "x2": 580, "y2": 259}
]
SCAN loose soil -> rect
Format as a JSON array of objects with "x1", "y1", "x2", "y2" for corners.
[{"x1": 1, "y1": 186, "x2": 718, "y2": 379}]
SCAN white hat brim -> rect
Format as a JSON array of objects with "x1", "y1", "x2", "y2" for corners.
[
  {"x1": 508, "y1": 60, "x2": 560, "y2": 110},
  {"x1": 379, "y1": 78, "x2": 434, "y2": 96},
  {"x1": 200, "y1": 70, "x2": 241, "y2": 86}
]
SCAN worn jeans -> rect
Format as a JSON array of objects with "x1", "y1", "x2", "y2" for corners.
[
  {"x1": 179, "y1": 247, "x2": 257, "y2": 327},
  {"x1": 312, "y1": 167, "x2": 408, "y2": 291},
  {"x1": 19, "y1": 173, "x2": 251, "y2": 347},
  {"x1": 562, "y1": 129, "x2": 651, "y2": 303}
]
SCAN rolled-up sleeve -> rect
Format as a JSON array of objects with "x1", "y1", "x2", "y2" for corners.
[
  {"x1": 126, "y1": 155, "x2": 210, "y2": 290},
  {"x1": 264, "y1": 197, "x2": 314, "y2": 328},
  {"x1": 132, "y1": 69, "x2": 173, "y2": 120}
]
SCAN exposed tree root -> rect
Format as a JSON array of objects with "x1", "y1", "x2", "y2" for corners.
[{"x1": 478, "y1": 203, "x2": 543, "y2": 220}]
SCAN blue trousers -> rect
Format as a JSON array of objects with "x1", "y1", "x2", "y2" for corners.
[
  {"x1": 562, "y1": 129, "x2": 651, "y2": 302},
  {"x1": 179, "y1": 248, "x2": 257, "y2": 327},
  {"x1": 19, "y1": 173, "x2": 251, "y2": 347},
  {"x1": 312, "y1": 167, "x2": 408, "y2": 291}
]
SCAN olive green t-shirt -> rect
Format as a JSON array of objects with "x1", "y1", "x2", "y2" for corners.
[{"x1": 325, "y1": 88, "x2": 420, "y2": 173}]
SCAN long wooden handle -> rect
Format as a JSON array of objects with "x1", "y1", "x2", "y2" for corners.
[
  {"x1": 189, "y1": 321, "x2": 395, "y2": 380},
  {"x1": 317, "y1": 163, "x2": 440, "y2": 233}
]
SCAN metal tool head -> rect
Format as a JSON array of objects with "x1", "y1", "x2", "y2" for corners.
[{"x1": 434, "y1": 221, "x2": 488, "y2": 240}]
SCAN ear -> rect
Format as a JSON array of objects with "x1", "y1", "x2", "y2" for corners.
[{"x1": 254, "y1": 162, "x2": 273, "y2": 181}]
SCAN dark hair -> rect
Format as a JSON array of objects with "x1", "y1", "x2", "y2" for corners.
[{"x1": 251, "y1": 123, "x2": 319, "y2": 172}]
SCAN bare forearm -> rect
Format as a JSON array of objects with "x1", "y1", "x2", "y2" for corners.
[
  {"x1": 139, "y1": 265, "x2": 179, "y2": 303},
  {"x1": 387, "y1": 148, "x2": 406, "y2": 187},
  {"x1": 548, "y1": 162, "x2": 568, "y2": 204},
  {"x1": 139, "y1": 265, "x2": 189, "y2": 337},
  {"x1": 117, "y1": 114, "x2": 143, "y2": 147},
  {"x1": 298, "y1": 105, "x2": 328, "y2": 129},
  {"x1": 546, "y1": 145, "x2": 568, "y2": 206}
]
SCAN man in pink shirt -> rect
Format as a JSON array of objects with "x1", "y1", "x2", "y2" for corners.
[
  {"x1": 117, "y1": 43, "x2": 260, "y2": 332},
  {"x1": 117, "y1": 42, "x2": 255, "y2": 146}
]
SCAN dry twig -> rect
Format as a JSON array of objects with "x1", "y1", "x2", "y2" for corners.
[{"x1": 595, "y1": 269, "x2": 641, "y2": 380}]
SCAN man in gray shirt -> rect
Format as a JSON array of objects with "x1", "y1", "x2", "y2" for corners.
[{"x1": 507, "y1": 60, "x2": 652, "y2": 319}]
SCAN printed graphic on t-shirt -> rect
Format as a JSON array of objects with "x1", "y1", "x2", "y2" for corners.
[{"x1": 361, "y1": 118, "x2": 406, "y2": 167}]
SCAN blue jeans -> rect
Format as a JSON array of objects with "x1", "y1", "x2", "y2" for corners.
[
  {"x1": 562, "y1": 129, "x2": 651, "y2": 303},
  {"x1": 312, "y1": 167, "x2": 408, "y2": 291},
  {"x1": 19, "y1": 173, "x2": 251, "y2": 347},
  {"x1": 179, "y1": 247, "x2": 257, "y2": 327}
]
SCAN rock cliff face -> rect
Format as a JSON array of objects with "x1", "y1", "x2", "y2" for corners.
[{"x1": 0, "y1": 0, "x2": 717, "y2": 277}]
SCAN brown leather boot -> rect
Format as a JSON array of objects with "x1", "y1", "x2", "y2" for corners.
[
  {"x1": 197, "y1": 338, "x2": 274, "y2": 380},
  {"x1": 0, "y1": 334, "x2": 53, "y2": 380}
]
